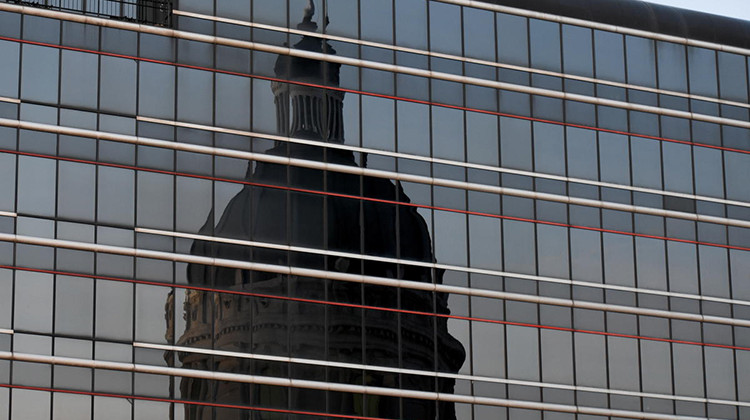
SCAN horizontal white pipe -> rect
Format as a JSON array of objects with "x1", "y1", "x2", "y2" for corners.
[
  {"x1": 0, "y1": 329, "x2": 13, "y2": 335},
  {"x1": 173, "y1": 9, "x2": 750, "y2": 111},
  {"x1": 437, "y1": 0, "x2": 750, "y2": 57},
  {"x1": 0, "y1": 350, "x2": 708, "y2": 419},
  {"x1": 3, "y1": 117, "x2": 749, "y2": 230},
  {"x1": 0, "y1": 211, "x2": 17, "y2": 218},
  {"x1": 3, "y1": 232, "x2": 750, "y2": 328},
  {"x1": 140, "y1": 115, "x2": 750, "y2": 210},
  {"x1": 0, "y1": 96, "x2": 20, "y2": 104},
  {"x1": 1, "y1": 3, "x2": 750, "y2": 131},
  {"x1": 137, "y1": 227, "x2": 750, "y2": 308},
  {"x1": 136, "y1": 342, "x2": 750, "y2": 409}
]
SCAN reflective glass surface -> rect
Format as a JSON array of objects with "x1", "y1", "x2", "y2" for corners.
[{"x1": 1, "y1": 0, "x2": 749, "y2": 419}]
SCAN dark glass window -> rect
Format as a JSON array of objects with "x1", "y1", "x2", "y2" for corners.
[
  {"x1": 497, "y1": 13, "x2": 529, "y2": 66},
  {"x1": 625, "y1": 35, "x2": 657, "y2": 87},
  {"x1": 562, "y1": 25, "x2": 593, "y2": 77},
  {"x1": 506, "y1": 325, "x2": 539, "y2": 380},
  {"x1": 362, "y1": 96, "x2": 395, "y2": 151},
  {"x1": 725, "y1": 152, "x2": 750, "y2": 202},
  {"x1": 529, "y1": 19, "x2": 561, "y2": 72},
  {"x1": 99, "y1": 56, "x2": 137, "y2": 115},
  {"x1": 215, "y1": 74, "x2": 252, "y2": 130},
  {"x1": 138, "y1": 62, "x2": 175, "y2": 119},
  {"x1": 500, "y1": 117, "x2": 532, "y2": 171},
  {"x1": 533, "y1": 122, "x2": 565, "y2": 176},
  {"x1": 603, "y1": 234, "x2": 635, "y2": 286},
  {"x1": 594, "y1": 30, "x2": 625, "y2": 82},
  {"x1": 662, "y1": 142, "x2": 694, "y2": 194},
  {"x1": 629, "y1": 138, "x2": 662, "y2": 189},
  {"x1": 429, "y1": 1, "x2": 462, "y2": 56},
  {"x1": 397, "y1": 101, "x2": 430, "y2": 156},
  {"x1": 327, "y1": 0, "x2": 359, "y2": 39},
  {"x1": 14, "y1": 271, "x2": 54, "y2": 333},
  {"x1": 566, "y1": 127, "x2": 598, "y2": 180},
  {"x1": 657, "y1": 41, "x2": 688, "y2": 92},
  {"x1": 55, "y1": 276, "x2": 94, "y2": 336},
  {"x1": 0, "y1": 154, "x2": 15, "y2": 212},
  {"x1": 216, "y1": 0, "x2": 249, "y2": 20},
  {"x1": 137, "y1": 172, "x2": 175, "y2": 229},
  {"x1": 252, "y1": 0, "x2": 286, "y2": 26},
  {"x1": 466, "y1": 112, "x2": 499, "y2": 167},
  {"x1": 360, "y1": 0, "x2": 393, "y2": 44},
  {"x1": 177, "y1": 68, "x2": 214, "y2": 125},
  {"x1": 598, "y1": 133, "x2": 630, "y2": 184},
  {"x1": 17, "y1": 156, "x2": 56, "y2": 217},
  {"x1": 20, "y1": 45, "x2": 59, "y2": 104},
  {"x1": 687, "y1": 47, "x2": 718, "y2": 97},
  {"x1": 432, "y1": 106, "x2": 464, "y2": 161},
  {"x1": 718, "y1": 52, "x2": 748, "y2": 102},
  {"x1": 463, "y1": 7, "x2": 495, "y2": 61},
  {"x1": 61, "y1": 50, "x2": 99, "y2": 109},
  {"x1": 694, "y1": 148, "x2": 724, "y2": 198},
  {"x1": 58, "y1": 161, "x2": 96, "y2": 222},
  {"x1": 0, "y1": 41, "x2": 19, "y2": 98}
]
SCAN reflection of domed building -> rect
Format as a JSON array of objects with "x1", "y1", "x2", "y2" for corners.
[{"x1": 168, "y1": 2, "x2": 465, "y2": 418}]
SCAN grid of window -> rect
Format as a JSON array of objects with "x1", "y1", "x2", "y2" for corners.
[{"x1": 1, "y1": 0, "x2": 750, "y2": 419}]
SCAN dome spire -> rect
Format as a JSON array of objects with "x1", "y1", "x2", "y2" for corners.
[{"x1": 271, "y1": 0, "x2": 344, "y2": 143}]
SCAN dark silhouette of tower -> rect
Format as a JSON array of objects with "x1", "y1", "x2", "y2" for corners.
[{"x1": 167, "y1": 2, "x2": 465, "y2": 418}]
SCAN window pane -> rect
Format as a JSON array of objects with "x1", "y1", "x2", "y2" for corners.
[
  {"x1": 215, "y1": 73, "x2": 251, "y2": 130},
  {"x1": 626, "y1": 36, "x2": 656, "y2": 87},
  {"x1": 506, "y1": 325, "x2": 539, "y2": 381},
  {"x1": 529, "y1": 19, "x2": 560, "y2": 72},
  {"x1": 687, "y1": 47, "x2": 718, "y2": 97},
  {"x1": 0, "y1": 154, "x2": 16, "y2": 212},
  {"x1": 657, "y1": 41, "x2": 687, "y2": 92},
  {"x1": 497, "y1": 13, "x2": 528, "y2": 66},
  {"x1": 58, "y1": 161, "x2": 96, "y2": 221},
  {"x1": 21, "y1": 45, "x2": 59, "y2": 103},
  {"x1": 100, "y1": 56, "x2": 136, "y2": 115},
  {"x1": 432, "y1": 107, "x2": 464, "y2": 161},
  {"x1": 718, "y1": 52, "x2": 748, "y2": 102},
  {"x1": 640, "y1": 341, "x2": 672, "y2": 393},
  {"x1": 594, "y1": 30, "x2": 625, "y2": 82},
  {"x1": 468, "y1": 215, "x2": 501, "y2": 270},
  {"x1": 55, "y1": 276, "x2": 93, "y2": 336},
  {"x1": 533, "y1": 122, "x2": 565, "y2": 176},
  {"x1": 177, "y1": 68, "x2": 213, "y2": 125},
  {"x1": 500, "y1": 117, "x2": 532, "y2": 171},
  {"x1": 17, "y1": 156, "x2": 56, "y2": 217},
  {"x1": 138, "y1": 62, "x2": 175, "y2": 119},
  {"x1": 397, "y1": 101, "x2": 429, "y2": 156},
  {"x1": 608, "y1": 336, "x2": 640, "y2": 391},
  {"x1": 60, "y1": 50, "x2": 98, "y2": 109},
  {"x1": 466, "y1": 112, "x2": 498, "y2": 166},
  {"x1": 464, "y1": 7, "x2": 495, "y2": 61},
  {"x1": 541, "y1": 330, "x2": 573, "y2": 384},
  {"x1": 98, "y1": 167, "x2": 135, "y2": 226},
  {"x1": 361, "y1": 0, "x2": 393, "y2": 44},
  {"x1": 0, "y1": 40, "x2": 19, "y2": 98},
  {"x1": 429, "y1": 2, "x2": 462, "y2": 55},
  {"x1": 15, "y1": 271, "x2": 54, "y2": 333},
  {"x1": 561, "y1": 25, "x2": 593, "y2": 77},
  {"x1": 137, "y1": 172, "x2": 174, "y2": 229}
]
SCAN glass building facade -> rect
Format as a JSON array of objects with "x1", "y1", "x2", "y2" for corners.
[{"x1": 1, "y1": 0, "x2": 750, "y2": 419}]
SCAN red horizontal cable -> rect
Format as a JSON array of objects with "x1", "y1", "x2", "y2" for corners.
[
  {"x1": 2, "y1": 147, "x2": 749, "y2": 253},
  {"x1": 0, "y1": 383, "x2": 394, "y2": 420},
  {"x1": 0, "y1": 35, "x2": 749, "y2": 157},
  {"x1": 1, "y1": 264, "x2": 748, "y2": 352}
]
